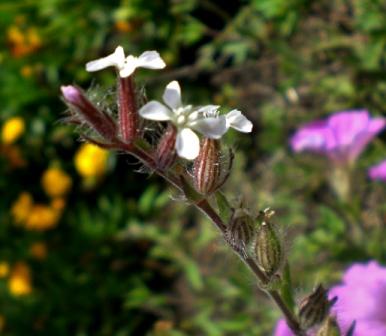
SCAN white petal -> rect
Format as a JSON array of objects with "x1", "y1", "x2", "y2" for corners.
[
  {"x1": 197, "y1": 105, "x2": 220, "y2": 117},
  {"x1": 176, "y1": 128, "x2": 200, "y2": 160},
  {"x1": 137, "y1": 51, "x2": 166, "y2": 69},
  {"x1": 163, "y1": 81, "x2": 182, "y2": 109},
  {"x1": 139, "y1": 101, "x2": 172, "y2": 121},
  {"x1": 119, "y1": 55, "x2": 138, "y2": 77},
  {"x1": 190, "y1": 116, "x2": 227, "y2": 139},
  {"x1": 225, "y1": 109, "x2": 253, "y2": 133},
  {"x1": 86, "y1": 46, "x2": 125, "y2": 72}
]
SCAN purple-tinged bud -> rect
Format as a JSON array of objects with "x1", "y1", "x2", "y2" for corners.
[
  {"x1": 226, "y1": 208, "x2": 255, "y2": 253},
  {"x1": 118, "y1": 76, "x2": 138, "y2": 142},
  {"x1": 61, "y1": 85, "x2": 117, "y2": 142},
  {"x1": 155, "y1": 124, "x2": 177, "y2": 170},
  {"x1": 254, "y1": 208, "x2": 283, "y2": 277},
  {"x1": 299, "y1": 285, "x2": 337, "y2": 330},
  {"x1": 193, "y1": 138, "x2": 221, "y2": 195},
  {"x1": 316, "y1": 316, "x2": 341, "y2": 336}
]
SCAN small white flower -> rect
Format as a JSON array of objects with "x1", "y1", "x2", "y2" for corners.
[
  {"x1": 85, "y1": 46, "x2": 166, "y2": 78},
  {"x1": 139, "y1": 81, "x2": 253, "y2": 160}
]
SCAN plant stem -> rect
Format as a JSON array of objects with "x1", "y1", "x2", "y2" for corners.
[{"x1": 119, "y1": 142, "x2": 304, "y2": 336}]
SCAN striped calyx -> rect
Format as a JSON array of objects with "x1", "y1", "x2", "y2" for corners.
[
  {"x1": 193, "y1": 138, "x2": 221, "y2": 195},
  {"x1": 254, "y1": 208, "x2": 282, "y2": 277},
  {"x1": 61, "y1": 85, "x2": 117, "y2": 142},
  {"x1": 118, "y1": 76, "x2": 138, "y2": 142},
  {"x1": 155, "y1": 124, "x2": 177, "y2": 170},
  {"x1": 316, "y1": 316, "x2": 341, "y2": 336},
  {"x1": 299, "y1": 284, "x2": 335, "y2": 330},
  {"x1": 226, "y1": 208, "x2": 255, "y2": 252}
]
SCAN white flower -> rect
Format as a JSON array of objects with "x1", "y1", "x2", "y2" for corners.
[
  {"x1": 85, "y1": 46, "x2": 166, "y2": 78},
  {"x1": 139, "y1": 81, "x2": 253, "y2": 160}
]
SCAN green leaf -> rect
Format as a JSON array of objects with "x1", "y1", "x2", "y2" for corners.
[
  {"x1": 279, "y1": 262, "x2": 295, "y2": 312},
  {"x1": 215, "y1": 191, "x2": 232, "y2": 224},
  {"x1": 182, "y1": 258, "x2": 203, "y2": 290}
]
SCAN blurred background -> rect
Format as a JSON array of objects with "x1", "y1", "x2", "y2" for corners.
[{"x1": 0, "y1": 0, "x2": 385, "y2": 335}]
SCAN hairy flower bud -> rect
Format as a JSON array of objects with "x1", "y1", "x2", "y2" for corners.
[
  {"x1": 316, "y1": 316, "x2": 341, "y2": 336},
  {"x1": 226, "y1": 208, "x2": 255, "y2": 253},
  {"x1": 61, "y1": 85, "x2": 117, "y2": 141},
  {"x1": 254, "y1": 209, "x2": 283, "y2": 277},
  {"x1": 155, "y1": 124, "x2": 177, "y2": 170},
  {"x1": 118, "y1": 76, "x2": 138, "y2": 142},
  {"x1": 299, "y1": 284, "x2": 336, "y2": 330},
  {"x1": 193, "y1": 138, "x2": 221, "y2": 195}
]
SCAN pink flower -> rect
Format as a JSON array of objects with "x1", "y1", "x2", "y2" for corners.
[
  {"x1": 368, "y1": 160, "x2": 386, "y2": 182},
  {"x1": 290, "y1": 110, "x2": 385, "y2": 166},
  {"x1": 274, "y1": 261, "x2": 386, "y2": 336}
]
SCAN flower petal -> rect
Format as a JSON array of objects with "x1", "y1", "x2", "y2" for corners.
[
  {"x1": 137, "y1": 51, "x2": 166, "y2": 69},
  {"x1": 163, "y1": 81, "x2": 182, "y2": 110},
  {"x1": 119, "y1": 55, "x2": 138, "y2": 77},
  {"x1": 175, "y1": 128, "x2": 200, "y2": 160},
  {"x1": 225, "y1": 109, "x2": 253, "y2": 132},
  {"x1": 86, "y1": 46, "x2": 125, "y2": 72},
  {"x1": 196, "y1": 105, "x2": 220, "y2": 117},
  {"x1": 139, "y1": 101, "x2": 172, "y2": 121},
  {"x1": 327, "y1": 110, "x2": 370, "y2": 148},
  {"x1": 369, "y1": 159, "x2": 386, "y2": 182},
  {"x1": 190, "y1": 116, "x2": 227, "y2": 139},
  {"x1": 290, "y1": 120, "x2": 329, "y2": 152}
]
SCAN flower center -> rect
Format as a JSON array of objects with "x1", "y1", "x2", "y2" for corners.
[{"x1": 173, "y1": 105, "x2": 193, "y2": 127}]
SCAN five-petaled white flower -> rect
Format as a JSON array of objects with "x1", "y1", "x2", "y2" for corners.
[
  {"x1": 86, "y1": 46, "x2": 166, "y2": 78},
  {"x1": 139, "y1": 81, "x2": 252, "y2": 160}
]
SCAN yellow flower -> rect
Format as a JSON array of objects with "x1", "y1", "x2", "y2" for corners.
[
  {"x1": 29, "y1": 242, "x2": 47, "y2": 260},
  {"x1": 8, "y1": 262, "x2": 32, "y2": 296},
  {"x1": 51, "y1": 197, "x2": 66, "y2": 211},
  {"x1": 41, "y1": 167, "x2": 72, "y2": 198},
  {"x1": 0, "y1": 262, "x2": 10, "y2": 278},
  {"x1": 74, "y1": 143, "x2": 109, "y2": 178},
  {"x1": 7, "y1": 25, "x2": 42, "y2": 58},
  {"x1": 25, "y1": 204, "x2": 59, "y2": 231},
  {"x1": 1, "y1": 117, "x2": 25, "y2": 145},
  {"x1": 11, "y1": 192, "x2": 33, "y2": 224},
  {"x1": 0, "y1": 145, "x2": 26, "y2": 168},
  {"x1": 21, "y1": 65, "x2": 33, "y2": 77},
  {"x1": 0, "y1": 315, "x2": 5, "y2": 331}
]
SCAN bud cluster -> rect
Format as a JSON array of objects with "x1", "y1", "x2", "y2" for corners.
[
  {"x1": 298, "y1": 284, "x2": 337, "y2": 330},
  {"x1": 225, "y1": 207, "x2": 255, "y2": 254},
  {"x1": 316, "y1": 316, "x2": 341, "y2": 336}
]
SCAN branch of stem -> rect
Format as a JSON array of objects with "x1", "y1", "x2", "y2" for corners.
[{"x1": 118, "y1": 141, "x2": 304, "y2": 336}]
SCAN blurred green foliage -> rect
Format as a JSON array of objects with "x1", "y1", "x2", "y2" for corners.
[{"x1": 0, "y1": 0, "x2": 385, "y2": 335}]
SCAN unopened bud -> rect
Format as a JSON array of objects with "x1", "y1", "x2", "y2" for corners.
[
  {"x1": 299, "y1": 285, "x2": 336, "y2": 330},
  {"x1": 226, "y1": 208, "x2": 255, "y2": 253},
  {"x1": 155, "y1": 124, "x2": 177, "y2": 170},
  {"x1": 61, "y1": 85, "x2": 117, "y2": 141},
  {"x1": 316, "y1": 316, "x2": 341, "y2": 336},
  {"x1": 193, "y1": 138, "x2": 221, "y2": 195},
  {"x1": 118, "y1": 76, "x2": 138, "y2": 142},
  {"x1": 254, "y1": 209, "x2": 283, "y2": 277}
]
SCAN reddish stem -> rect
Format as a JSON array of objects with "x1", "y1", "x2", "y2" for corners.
[{"x1": 118, "y1": 76, "x2": 138, "y2": 142}]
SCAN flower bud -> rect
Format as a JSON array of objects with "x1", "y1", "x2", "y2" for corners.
[
  {"x1": 254, "y1": 209, "x2": 283, "y2": 277},
  {"x1": 193, "y1": 138, "x2": 221, "y2": 195},
  {"x1": 155, "y1": 124, "x2": 177, "y2": 170},
  {"x1": 299, "y1": 284, "x2": 335, "y2": 330},
  {"x1": 226, "y1": 208, "x2": 255, "y2": 253},
  {"x1": 61, "y1": 85, "x2": 117, "y2": 141},
  {"x1": 118, "y1": 76, "x2": 138, "y2": 142},
  {"x1": 316, "y1": 316, "x2": 341, "y2": 336}
]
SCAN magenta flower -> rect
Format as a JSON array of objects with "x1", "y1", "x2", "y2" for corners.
[
  {"x1": 368, "y1": 160, "x2": 386, "y2": 182},
  {"x1": 274, "y1": 261, "x2": 386, "y2": 336},
  {"x1": 290, "y1": 110, "x2": 385, "y2": 165}
]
